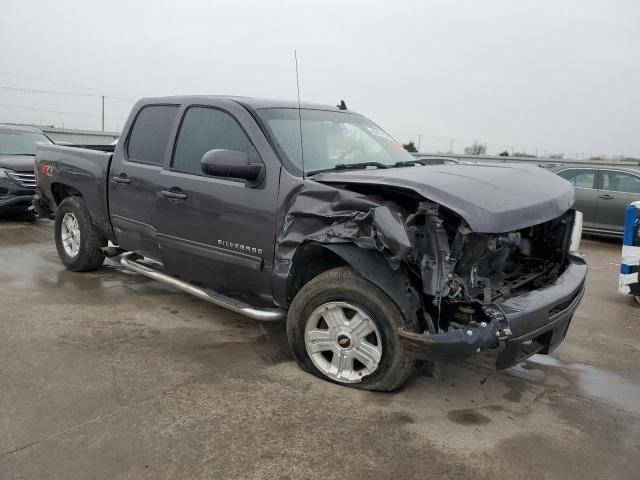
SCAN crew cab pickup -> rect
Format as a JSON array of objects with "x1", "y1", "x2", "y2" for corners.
[{"x1": 34, "y1": 96, "x2": 587, "y2": 391}]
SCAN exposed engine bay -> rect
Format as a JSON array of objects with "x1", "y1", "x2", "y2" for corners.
[{"x1": 405, "y1": 200, "x2": 576, "y2": 334}]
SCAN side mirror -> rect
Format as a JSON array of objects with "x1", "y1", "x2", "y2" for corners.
[{"x1": 200, "y1": 149, "x2": 263, "y2": 181}]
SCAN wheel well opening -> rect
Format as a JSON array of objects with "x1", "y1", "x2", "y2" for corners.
[
  {"x1": 287, "y1": 243, "x2": 348, "y2": 305},
  {"x1": 51, "y1": 183, "x2": 82, "y2": 205}
]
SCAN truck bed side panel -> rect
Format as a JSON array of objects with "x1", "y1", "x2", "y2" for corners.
[{"x1": 35, "y1": 145, "x2": 115, "y2": 241}]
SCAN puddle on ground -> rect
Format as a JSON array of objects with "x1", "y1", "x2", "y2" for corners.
[
  {"x1": 383, "y1": 411, "x2": 416, "y2": 426},
  {"x1": 502, "y1": 378, "x2": 530, "y2": 403},
  {"x1": 515, "y1": 355, "x2": 640, "y2": 414},
  {"x1": 0, "y1": 221, "x2": 52, "y2": 246},
  {"x1": 447, "y1": 408, "x2": 492, "y2": 426}
]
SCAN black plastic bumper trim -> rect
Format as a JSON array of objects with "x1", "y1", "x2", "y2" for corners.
[
  {"x1": 0, "y1": 194, "x2": 34, "y2": 209},
  {"x1": 398, "y1": 255, "x2": 587, "y2": 365}
]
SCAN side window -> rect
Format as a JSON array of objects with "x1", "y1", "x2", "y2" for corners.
[
  {"x1": 601, "y1": 170, "x2": 640, "y2": 194},
  {"x1": 172, "y1": 107, "x2": 260, "y2": 176},
  {"x1": 557, "y1": 169, "x2": 595, "y2": 189},
  {"x1": 127, "y1": 105, "x2": 179, "y2": 165}
]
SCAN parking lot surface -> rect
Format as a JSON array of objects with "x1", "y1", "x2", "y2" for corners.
[{"x1": 1, "y1": 219, "x2": 639, "y2": 480}]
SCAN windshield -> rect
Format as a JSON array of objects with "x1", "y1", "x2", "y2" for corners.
[
  {"x1": 256, "y1": 108, "x2": 414, "y2": 174},
  {"x1": 0, "y1": 130, "x2": 52, "y2": 155}
]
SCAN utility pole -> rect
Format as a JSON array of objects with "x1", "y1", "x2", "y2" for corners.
[
  {"x1": 417, "y1": 134, "x2": 422, "y2": 152},
  {"x1": 449, "y1": 139, "x2": 454, "y2": 153},
  {"x1": 101, "y1": 95, "x2": 105, "y2": 131}
]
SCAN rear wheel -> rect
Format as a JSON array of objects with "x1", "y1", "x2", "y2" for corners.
[
  {"x1": 54, "y1": 196, "x2": 106, "y2": 271},
  {"x1": 287, "y1": 267, "x2": 417, "y2": 391}
]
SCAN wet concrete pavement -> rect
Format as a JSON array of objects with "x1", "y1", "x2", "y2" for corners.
[{"x1": 1, "y1": 219, "x2": 639, "y2": 479}]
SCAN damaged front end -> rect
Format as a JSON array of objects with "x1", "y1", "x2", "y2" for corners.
[
  {"x1": 398, "y1": 200, "x2": 586, "y2": 368},
  {"x1": 277, "y1": 178, "x2": 587, "y2": 370}
]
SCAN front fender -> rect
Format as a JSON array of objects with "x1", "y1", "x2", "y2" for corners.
[{"x1": 321, "y1": 243, "x2": 423, "y2": 323}]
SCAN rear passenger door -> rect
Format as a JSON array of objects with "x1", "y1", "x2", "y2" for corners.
[
  {"x1": 555, "y1": 168, "x2": 597, "y2": 230},
  {"x1": 109, "y1": 104, "x2": 179, "y2": 259},
  {"x1": 595, "y1": 169, "x2": 640, "y2": 234},
  {"x1": 155, "y1": 101, "x2": 280, "y2": 301}
]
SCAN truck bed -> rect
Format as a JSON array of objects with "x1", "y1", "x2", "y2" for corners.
[
  {"x1": 35, "y1": 144, "x2": 115, "y2": 240},
  {"x1": 63, "y1": 144, "x2": 116, "y2": 153}
]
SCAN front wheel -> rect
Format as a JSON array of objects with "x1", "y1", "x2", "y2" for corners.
[
  {"x1": 54, "y1": 196, "x2": 106, "y2": 271},
  {"x1": 287, "y1": 267, "x2": 418, "y2": 391}
]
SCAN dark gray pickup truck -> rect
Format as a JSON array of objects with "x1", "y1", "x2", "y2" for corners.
[{"x1": 34, "y1": 96, "x2": 587, "y2": 391}]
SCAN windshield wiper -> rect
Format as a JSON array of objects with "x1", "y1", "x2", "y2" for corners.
[
  {"x1": 307, "y1": 162, "x2": 390, "y2": 176},
  {"x1": 393, "y1": 159, "x2": 427, "y2": 167},
  {"x1": 0, "y1": 153, "x2": 36, "y2": 156},
  {"x1": 335, "y1": 161, "x2": 390, "y2": 171}
]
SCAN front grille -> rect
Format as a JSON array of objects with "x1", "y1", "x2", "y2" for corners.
[{"x1": 7, "y1": 171, "x2": 36, "y2": 188}]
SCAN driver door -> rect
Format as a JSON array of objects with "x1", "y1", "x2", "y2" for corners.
[{"x1": 155, "y1": 102, "x2": 279, "y2": 301}]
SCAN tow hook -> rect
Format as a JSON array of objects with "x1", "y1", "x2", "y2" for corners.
[{"x1": 482, "y1": 304, "x2": 512, "y2": 338}]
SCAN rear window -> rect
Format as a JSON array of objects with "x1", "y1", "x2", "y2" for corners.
[{"x1": 127, "y1": 105, "x2": 179, "y2": 165}]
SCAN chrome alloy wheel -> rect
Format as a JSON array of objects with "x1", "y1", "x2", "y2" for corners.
[
  {"x1": 304, "y1": 301, "x2": 383, "y2": 383},
  {"x1": 60, "y1": 212, "x2": 81, "y2": 257}
]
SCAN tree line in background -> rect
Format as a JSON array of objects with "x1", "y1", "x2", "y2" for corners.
[
  {"x1": 402, "y1": 140, "x2": 639, "y2": 162},
  {"x1": 402, "y1": 141, "x2": 418, "y2": 152}
]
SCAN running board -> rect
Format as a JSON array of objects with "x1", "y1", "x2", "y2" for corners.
[{"x1": 120, "y1": 253, "x2": 285, "y2": 322}]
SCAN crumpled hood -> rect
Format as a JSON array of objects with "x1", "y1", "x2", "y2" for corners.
[
  {"x1": 310, "y1": 163, "x2": 575, "y2": 233},
  {"x1": 0, "y1": 155, "x2": 36, "y2": 172}
]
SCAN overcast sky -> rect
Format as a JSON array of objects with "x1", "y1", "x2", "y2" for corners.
[{"x1": 1, "y1": 0, "x2": 639, "y2": 157}]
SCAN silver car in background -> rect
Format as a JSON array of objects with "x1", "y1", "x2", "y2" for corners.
[{"x1": 553, "y1": 165, "x2": 640, "y2": 237}]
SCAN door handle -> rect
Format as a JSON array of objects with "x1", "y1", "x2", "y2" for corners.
[
  {"x1": 599, "y1": 194, "x2": 614, "y2": 200},
  {"x1": 160, "y1": 189, "x2": 188, "y2": 200},
  {"x1": 112, "y1": 174, "x2": 131, "y2": 185}
]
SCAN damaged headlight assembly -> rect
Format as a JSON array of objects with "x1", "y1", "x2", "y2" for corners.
[{"x1": 569, "y1": 210, "x2": 583, "y2": 253}]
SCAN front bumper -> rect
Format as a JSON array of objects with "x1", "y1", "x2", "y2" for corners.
[
  {"x1": 0, "y1": 178, "x2": 34, "y2": 212},
  {"x1": 399, "y1": 254, "x2": 588, "y2": 369},
  {"x1": 0, "y1": 194, "x2": 34, "y2": 209}
]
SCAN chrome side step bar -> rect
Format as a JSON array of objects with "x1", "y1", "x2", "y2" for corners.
[{"x1": 120, "y1": 253, "x2": 286, "y2": 322}]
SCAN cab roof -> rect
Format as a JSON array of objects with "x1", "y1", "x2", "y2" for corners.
[{"x1": 136, "y1": 95, "x2": 355, "y2": 113}]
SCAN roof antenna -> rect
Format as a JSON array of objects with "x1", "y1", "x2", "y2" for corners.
[
  {"x1": 294, "y1": 50, "x2": 305, "y2": 177},
  {"x1": 337, "y1": 100, "x2": 347, "y2": 110}
]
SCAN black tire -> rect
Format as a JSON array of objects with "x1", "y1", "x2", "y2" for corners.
[
  {"x1": 287, "y1": 266, "x2": 418, "y2": 392},
  {"x1": 54, "y1": 196, "x2": 106, "y2": 272}
]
